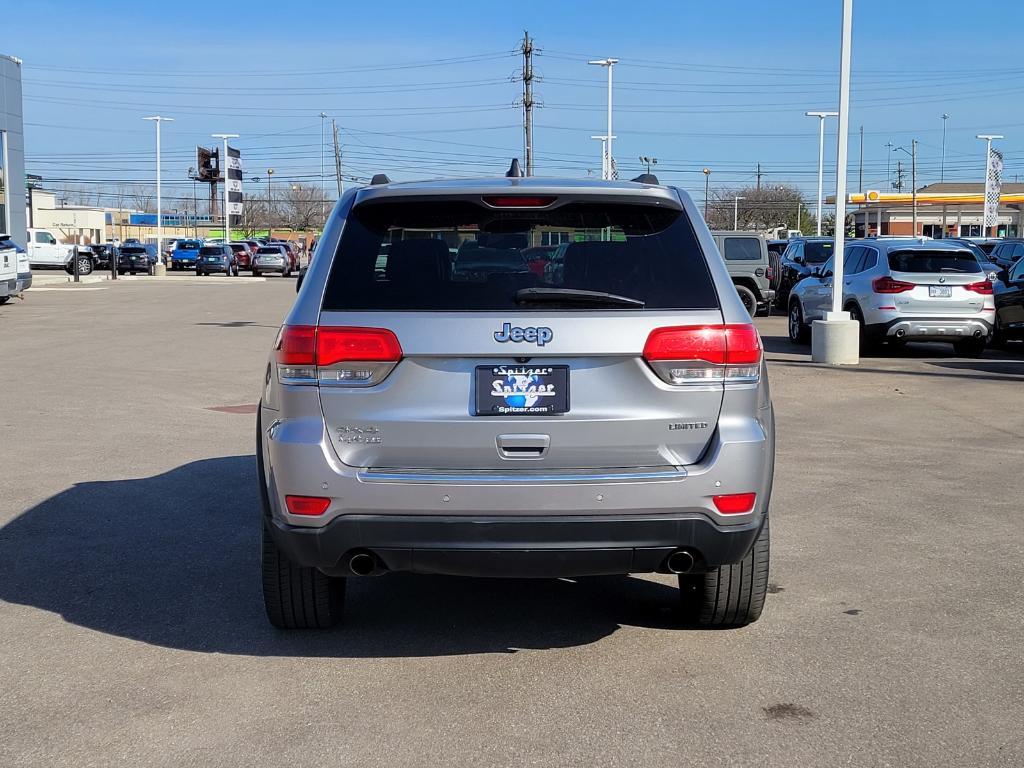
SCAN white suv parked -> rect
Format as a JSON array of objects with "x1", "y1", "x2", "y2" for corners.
[{"x1": 788, "y1": 239, "x2": 995, "y2": 356}]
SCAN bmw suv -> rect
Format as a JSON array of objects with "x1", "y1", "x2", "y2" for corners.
[
  {"x1": 787, "y1": 238, "x2": 995, "y2": 355},
  {"x1": 258, "y1": 170, "x2": 775, "y2": 629}
]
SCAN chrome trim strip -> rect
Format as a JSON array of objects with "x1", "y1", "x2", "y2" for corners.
[{"x1": 358, "y1": 467, "x2": 688, "y2": 485}]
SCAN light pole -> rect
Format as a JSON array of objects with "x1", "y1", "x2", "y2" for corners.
[
  {"x1": 806, "y1": 111, "x2": 838, "y2": 236},
  {"x1": 266, "y1": 168, "x2": 275, "y2": 239},
  {"x1": 187, "y1": 167, "x2": 198, "y2": 238},
  {"x1": 703, "y1": 168, "x2": 711, "y2": 219},
  {"x1": 940, "y1": 114, "x2": 949, "y2": 183},
  {"x1": 639, "y1": 156, "x2": 657, "y2": 175},
  {"x1": 589, "y1": 58, "x2": 619, "y2": 180},
  {"x1": 976, "y1": 134, "x2": 1004, "y2": 237},
  {"x1": 212, "y1": 133, "x2": 239, "y2": 242},
  {"x1": 812, "y1": 0, "x2": 858, "y2": 365},
  {"x1": 591, "y1": 136, "x2": 610, "y2": 179},
  {"x1": 143, "y1": 115, "x2": 173, "y2": 274},
  {"x1": 733, "y1": 196, "x2": 745, "y2": 230},
  {"x1": 319, "y1": 112, "x2": 327, "y2": 223}
]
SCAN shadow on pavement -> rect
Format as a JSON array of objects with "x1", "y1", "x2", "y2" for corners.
[{"x1": 0, "y1": 456, "x2": 684, "y2": 657}]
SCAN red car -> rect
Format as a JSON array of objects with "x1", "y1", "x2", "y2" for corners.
[{"x1": 228, "y1": 242, "x2": 256, "y2": 270}]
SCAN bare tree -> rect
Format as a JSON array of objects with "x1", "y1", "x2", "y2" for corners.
[
  {"x1": 279, "y1": 183, "x2": 323, "y2": 232},
  {"x1": 128, "y1": 183, "x2": 155, "y2": 213},
  {"x1": 706, "y1": 184, "x2": 815, "y2": 234}
]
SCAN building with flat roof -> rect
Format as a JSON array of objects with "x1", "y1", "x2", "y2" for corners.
[
  {"x1": 0, "y1": 53, "x2": 26, "y2": 241},
  {"x1": 845, "y1": 183, "x2": 1024, "y2": 239}
]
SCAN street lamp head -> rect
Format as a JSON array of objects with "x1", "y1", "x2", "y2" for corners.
[
  {"x1": 211, "y1": 133, "x2": 239, "y2": 140},
  {"x1": 942, "y1": 113, "x2": 950, "y2": 120},
  {"x1": 267, "y1": 168, "x2": 275, "y2": 175},
  {"x1": 142, "y1": 115, "x2": 174, "y2": 122},
  {"x1": 976, "y1": 134, "x2": 1004, "y2": 141},
  {"x1": 588, "y1": 58, "x2": 619, "y2": 66},
  {"x1": 702, "y1": 168, "x2": 711, "y2": 176},
  {"x1": 805, "y1": 111, "x2": 839, "y2": 118}
]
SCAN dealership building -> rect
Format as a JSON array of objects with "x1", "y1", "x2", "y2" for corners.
[{"x1": 0, "y1": 53, "x2": 26, "y2": 241}]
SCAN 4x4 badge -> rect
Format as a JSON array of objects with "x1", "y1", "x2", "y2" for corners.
[{"x1": 494, "y1": 323, "x2": 553, "y2": 346}]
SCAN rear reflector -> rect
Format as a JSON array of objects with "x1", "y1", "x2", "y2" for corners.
[
  {"x1": 965, "y1": 280, "x2": 993, "y2": 295},
  {"x1": 643, "y1": 324, "x2": 762, "y2": 385},
  {"x1": 482, "y1": 195, "x2": 557, "y2": 208},
  {"x1": 285, "y1": 495, "x2": 331, "y2": 516},
  {"x1": 712, "y1": 492, "x2": 757, "y2": 515},
  {"x1": 276, "y1": 326, "x2": 402, "y2": 385}
]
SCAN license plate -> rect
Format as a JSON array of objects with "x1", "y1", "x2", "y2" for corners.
[
  {"x1": 929, "y1": 286, "x2": 952, "y2": 298},
  {"x1": 474, "y1": 365, "x2": 569, "y2": 416}
]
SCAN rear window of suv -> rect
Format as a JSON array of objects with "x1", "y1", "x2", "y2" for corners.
[
  {"x1": 722, "y1": 237, "x2": 762, "y2": 261},
  {"x1": 199, "y1": 246, "x2": 225, "y2": 256},
  {"x1": 321, "y1": 198, "x2": 718, "y2": 311},
  {"x1": 888, "y1": 249, "x2": 982, "y2": 274}
]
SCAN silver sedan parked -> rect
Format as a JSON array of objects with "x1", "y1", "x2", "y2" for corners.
[{"x1": 788, "y1": 239, "x2": 996, "y2": 356}]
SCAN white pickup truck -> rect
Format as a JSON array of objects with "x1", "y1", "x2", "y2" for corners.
[
  {"x1": 0, "y1": 234, "x2": 17, "y2": 304},
  {"x1": 27, "y1": 228, "x2": 95, "y2": 275}
]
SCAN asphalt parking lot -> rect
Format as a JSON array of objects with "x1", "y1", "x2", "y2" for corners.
[{"x1": 1, "y1": 278, "x2": 1022, "y2": 768}]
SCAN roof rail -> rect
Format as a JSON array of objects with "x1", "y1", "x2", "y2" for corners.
[
  {"x1": 631, "y1": 173, "x2": 660, "y2": 185},
  {"x1": 370, "y1": 173, "x2": 391, "y2": 185},
  {"x1": 506, "y1": 158, "x2": 523, "y2": 178}
]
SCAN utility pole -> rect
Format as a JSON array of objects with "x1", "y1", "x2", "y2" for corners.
[
  {"x1": 858, "y1": 125, "x2": 864, "y2": 193},
  {"x1": 756, "y1": 163, "x2": 762, "y2": 190},
  {"x1": 332, "y1": 119, "x2": 343, "y2": 196},
  {"x1": 911, "y1": 139, "x2": 918, "y2": 236},
  {"x1": 885, "y1": 141, "x2": 895, "y2": 191},
  {"x1": 893, "y1": 161, "x2": 905, "y2": 192},
  {"x1": 940, "y1": 113, "x2": 949, "y2": 183},
  {"x1": 521, "y1": 31, "x2": 535, "y2": 176}
]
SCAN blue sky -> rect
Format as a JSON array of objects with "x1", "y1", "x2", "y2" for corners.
[{"x1": 6, "y1": 0, "x2": 1024, "y2": 210}]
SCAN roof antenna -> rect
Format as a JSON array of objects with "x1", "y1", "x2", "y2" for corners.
[
  {"x1": 370, "y1": 173, "x2": 391, "y2": 185},
  {"x1": 506, "y1": 158, "x2": 523, "y2": 178}
]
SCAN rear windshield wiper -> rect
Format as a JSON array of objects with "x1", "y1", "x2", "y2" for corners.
[{"x1": 515, "y1": 287, "x2": 646, "y2": 308}]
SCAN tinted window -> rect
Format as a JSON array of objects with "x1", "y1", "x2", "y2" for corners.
[
  {"x1": 199, "y1": 246, "x2": 225, "y2": 256},
  {"x1": 1010, "y1": 259, "x2": 1024, "y2": 282},
  {"x1": 176, "y1": 240, "x2": 201, "y2": 250},
  {"x1": 860, "y1": 248, "x2": 878, "y2": 272},
  {"x1": 803, "y1": 241, "x2": 834, "y2": 264},
  {"x1": 844, "y1": 246, "x2": 864, "y2": 274},
  {"x1": 257, "y1": 247, "x2": 283, "y2": 255},
  {"x1": 1012, "y1": 243, "x2": 1024, "y2": 259},
  {"x1": 321, "y1": 199, "x2": 718, "y2": 311},
  {"x1": 121, "y1": 246, "x2": 146, "y2": 254},
  {"x1": 888, "y1": 249, "x2": 982, "y2": 274},
  {"x1": 722, "y1": 237, "x2": 762, "y2": 261},
  {"x1": 229, "y1": 244, "x2": 246, "y2": 252}
]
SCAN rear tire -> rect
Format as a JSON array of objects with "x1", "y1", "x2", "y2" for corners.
[
  {"x1": 679, "y1": 516, "x2": 770, "y2": 628},
  {"x1": 262, "y1": 524, "x2": 346, "y2": 629},
  {"x1": 953, "y1": 337, "x2": 986, "y2": 358},
  {"x1": 788, "y1": 300, "x2": 810, "y2": 344},
  {"x1": 735, "y1": 284, "x2": 757, "y2": 316}
]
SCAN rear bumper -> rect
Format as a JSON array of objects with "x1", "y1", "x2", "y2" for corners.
[
  {"x1": 15, "y1": 273, "x2": 31, "y2": 292},
  {"x1": 253, "y1": 262, "x2": 287, "y2": 273},
  {"x1": 268, "y1": 513, "x2": 763, "y2": 577},
  {"x1": 0, "y1": 278, "x2": 14, "y2": 297},
  {"x1": 867, "y1": 315, "x2": 993, "y2": 341}
]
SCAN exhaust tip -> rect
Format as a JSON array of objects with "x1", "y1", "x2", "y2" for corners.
[
  {"x1": 895, "y1": 329, "x2": 906, "y2": 338},
  {"x1": 973, "y1": 329, "x2": 983, "y2": 338},
  {"x1": 665, "y1": 550, "x2": 695, "y2": 575},
  {"x1": 348, "y1": 552, "x2": 376, "y2": 576}
]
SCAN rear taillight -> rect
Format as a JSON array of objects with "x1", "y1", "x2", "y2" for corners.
[
  {"x1": 643, "y1": 324, "x2": 762, "y2": 385},
  {"x1": 766, "y1": 266, "x2": 774, "y2": 281},
  {"x1": 275, "y1": 325, "x2": 402, "y2": 386},
  {"x1": 872, "y1": 276, "x2": 915, "y2": 293},
  {"x1": 965, "y1": 280, "x2": 993, "y2": 295}
]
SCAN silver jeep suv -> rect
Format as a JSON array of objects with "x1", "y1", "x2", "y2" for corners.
[{"x1": 258, "y1": 171, "x2": 775, "y2": 629}]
